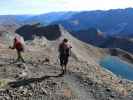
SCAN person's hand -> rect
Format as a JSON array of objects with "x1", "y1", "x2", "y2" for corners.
[{"x1": 9, "y1": 46, "x2": 13, "y2": 49}]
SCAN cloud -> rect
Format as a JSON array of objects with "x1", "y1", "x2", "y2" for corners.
[
  {"x1": 63, "y1": 0, "x2": 133, "y2": 11},
  {"x1": 0, "y1": 0, "x2": 133, "y2": 15}
]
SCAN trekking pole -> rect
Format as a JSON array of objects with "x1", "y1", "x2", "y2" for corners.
[{"x1": 57, "y1": 54, "x2": 61, "y2": 66}]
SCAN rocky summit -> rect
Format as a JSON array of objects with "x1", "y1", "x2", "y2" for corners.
[{"x1": 0, "y1": 25, "x2": 133, "y2": 100}]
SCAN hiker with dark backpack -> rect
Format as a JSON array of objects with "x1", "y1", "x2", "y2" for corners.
[
  {"x1": 9, "y1": 35, "x2": 25, "y2": 63},
  {"x1": 58, "y1": 38, "x2": 72, "y2": 73}
]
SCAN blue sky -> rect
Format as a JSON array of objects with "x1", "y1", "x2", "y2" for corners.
[{"x1": 0, "y1": 0, "x2": 133, "y2": 15}]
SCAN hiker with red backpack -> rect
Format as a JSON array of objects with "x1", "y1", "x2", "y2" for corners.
[
  {"x1": 9, "y1": 35, "x2": 25, "y2": 62},
  {"x1": 58, "y1": 38, "x2": 72, "y2": 73}
]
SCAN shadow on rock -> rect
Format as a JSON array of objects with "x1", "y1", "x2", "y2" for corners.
[{"x1": 8, "y1": 72, "x2": 64, "y2": 88}]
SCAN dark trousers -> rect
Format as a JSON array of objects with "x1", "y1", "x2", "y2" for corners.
[
  {"x1": 60, "y1": 55, "x2": 69, "y2": 67},
  {"x1": 17, "y1": 50, "x2": 25, "y2": 62}
]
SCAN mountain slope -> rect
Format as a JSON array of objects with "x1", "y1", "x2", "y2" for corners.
[
  {"x1": 48, "y1": 8, "x2": 133, "y2": 37},
  {"x1": 1, "y1": 23, "x2": 133, "y2": 100},
  {"x1": 71, "y1": 28, "x2": 133, "y2": 53}
]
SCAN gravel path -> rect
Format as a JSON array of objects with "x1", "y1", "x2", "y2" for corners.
[{"x1": 64, "y1": 73, "x2": 95, "y2": 100}]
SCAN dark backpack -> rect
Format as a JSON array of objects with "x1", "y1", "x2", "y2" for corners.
[{"x1": 59, "y1": 43, "x2": 70, "y2": 56}]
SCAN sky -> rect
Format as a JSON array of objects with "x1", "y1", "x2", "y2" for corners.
[{"x1": 0, "y1": 0, "x2": 133, "y2": 15}]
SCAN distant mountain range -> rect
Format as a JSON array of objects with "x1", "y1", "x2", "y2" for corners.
[
  {"x1": 0, "y1": 8, "x2": 133, "y2": 53},
  {"x1": 0, "y1": 8, "x2": 133, "y2": 38},
  {"x1": 71, "y1": 28, "x2": 133, "y2": 53},
  {"x1": 22, "y1": 8, "x2": 133, "y2": 38}
]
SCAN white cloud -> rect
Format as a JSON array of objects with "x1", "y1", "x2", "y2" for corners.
[
  {"x1": 63, "y1": 0, "x2": 133, "y2": 11},
  {"x1": 0, "y1": 0, "x2": 133, "y2": 15}
]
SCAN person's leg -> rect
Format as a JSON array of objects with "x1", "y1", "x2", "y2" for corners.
[
  {"x1": 17, "y1": 50, "x2": 25, "y2": 63},
  {"x1": 20, "y1": 52, "x2": 25, "y2": 63},
  {"x1": 17, "y1": 50, "x2": 21, "y2": 61},
  {"x1": 60, "y1": 56, "x2": 64, "y2": 71},
  {"x1": 64, "y1": 56, "x2": 69, "y2": 73}
]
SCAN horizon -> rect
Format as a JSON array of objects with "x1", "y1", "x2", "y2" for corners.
[{"x1": 0, "y1": 0, "x2": 133, "y2": 15}]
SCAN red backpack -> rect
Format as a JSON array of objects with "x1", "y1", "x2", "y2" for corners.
[{"x1": 14, "y1": 36, "x2": 24, "y2": 51}]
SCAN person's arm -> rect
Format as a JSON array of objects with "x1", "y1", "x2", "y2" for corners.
[
  {"x1": 58, "y1": 43, "x2": 62, "y2": 52},
  {"x1": 69, "y1": 45, "x2": 72, "y2": 56},
  {"x1": 9, "y1": 39, "x2": 15, "y2": 49}
]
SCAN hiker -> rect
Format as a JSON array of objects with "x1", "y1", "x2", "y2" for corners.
[
  {"x1": 9, "y1": 35, "x2": 25, "y2": 62},
  {"x1": 58, "y1": 38, "x2": 72, "y2": 73}
]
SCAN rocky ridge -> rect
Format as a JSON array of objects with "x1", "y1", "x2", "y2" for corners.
[{"x1": 0, "y1": 25, "x2": 133, "y2": 100}]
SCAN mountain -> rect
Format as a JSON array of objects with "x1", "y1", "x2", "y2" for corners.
[
  {"x1": 0, "y1": 8, "x2": 133, "y2": 53},
  {"x1": 71, "y1": 28, "x2": 133, "y2": 53},
  {"x1": 0, "y1": 8, "x2": 133, "y2": 38},
  {"x1": 107, "y1": 48, "x2": 133, "y2": 64},
  {"x1": 47, "y1": 8, "x2": 133, "y2": 38},
  {"x1": 1, "y1": 24, "x2": 133, "y2": 100},
  {"x1": 15, "y1": 24, "x2": 62, "y2": 40},
  {"x1": 24, "y1": 12, "x2": 75, "y2": 25},
  {"x1": 0, "y1": 15, "x2": 33, "y2": 25},
  {"x1": 0, "y1": 15, "x2": 34, "y2": 34},
  {"x1": 14, "y1": 22, "x2": 133, "y2": 54},
  {"x1": 71, "y1": 28, "x2": 105, "y2": 46}
]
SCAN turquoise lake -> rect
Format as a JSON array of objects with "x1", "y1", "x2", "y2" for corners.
[{"x1": 100, "y1": 56, "x2": 133, "y2": 80}]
